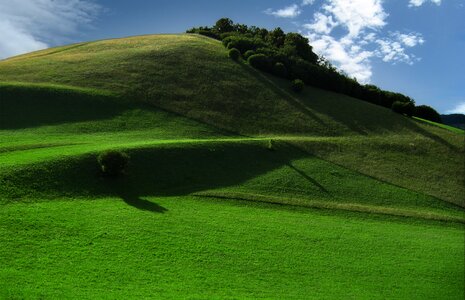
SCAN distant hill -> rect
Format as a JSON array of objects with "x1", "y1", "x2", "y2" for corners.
[{"x1": 441, "y1": 114, "x2": 465, "y2": 129}]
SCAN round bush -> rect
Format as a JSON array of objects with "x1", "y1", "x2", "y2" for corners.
[
  {"x1": 291, "y1": 79, "x2": 305, "y2": 93},
  {"x1": 391, "y1": 101, "x2": 405, "y2": 114},
  {"x1": 273, "y1": 62, "x2": 288, "y2": 78},
  {"x1": 414, "y1": 105, "x2": 442, "y2": 123},
  {"x1": 391, "y1": 101, "x2": 414, "y2": 116},
  {"x1": 228, "y1": 48, "x2": 241, "y2": 60},
  {"x1": 248, "y1": 54, "x2": 271, "y2": 71},
  {"x1": 243, "y1": 50, "x2": 256, "y2": 60},
  {"x1": 97, "y1": 150, "x2": 130, "y2": 177}
]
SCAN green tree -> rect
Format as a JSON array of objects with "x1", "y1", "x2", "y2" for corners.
[
  {"x1": 267, "y1": 27, "x2": 286, "y2": 47},
  {"x1": 215, "y1": 18, "x2": 234, "y2": 33}
]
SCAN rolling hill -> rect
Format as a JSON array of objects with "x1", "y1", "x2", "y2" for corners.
[{"x1": 0, "y1": 34, "x2": 463, "y2": 298}]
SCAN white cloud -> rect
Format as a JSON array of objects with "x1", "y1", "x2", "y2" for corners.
[
  {"x1": 395, "y1": 32, "x2": 425, "y2": 47},
  {"x1": 0, "y1": 0, "x2": 101, "y2": 59},
  {"x1": 409, "y1": 0, "x2": 442, "y2": 7},
  {"x1": 375, "y1": 32, "x2": 424, "y2": 64},
  {"x1": 299, "y1": 0, "x2": 425, "y2": 83},
  {"x1": 446, "y1": 102, "x2": 465, "y2": 114},
  {"x1": 321, "y1": 0, "x2": 387, "y2": 38},
  {"x1": 301, "y1": 0, "x2": 316, "y2": 5},
  {"x1": 265, "y1": 4, "x2": 302, "y2": 18},
  {"x1": 307, "y1": 33, "x2": 374, "y2": 82},
  {"x1": 303, "y1": 13, "x2": 338, "y2": 34}
]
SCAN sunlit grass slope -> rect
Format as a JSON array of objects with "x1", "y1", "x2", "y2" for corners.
[
  {"x1": 0, "y1": 34, "x2": 460, "y2": 137},
  {"x1": 1, "y1": 197, "x2": 463, "y2": 299}
]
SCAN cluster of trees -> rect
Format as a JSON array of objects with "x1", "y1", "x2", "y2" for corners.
[{"x1": 187, "y1": 18, "x2": 442, "y2": 122}]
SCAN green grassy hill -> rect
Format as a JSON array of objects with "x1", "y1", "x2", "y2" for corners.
[{"x1": 0, "y1": 34, "x2": 464, "y2": 298}]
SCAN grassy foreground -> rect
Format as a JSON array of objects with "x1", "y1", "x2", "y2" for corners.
[{"x1": 1, "y1": 197, "x2": 463, "y2": 299}]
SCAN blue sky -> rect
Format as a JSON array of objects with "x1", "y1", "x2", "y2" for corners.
[{"x1": 0, "y1": 0, "x2": 463, "y2": 114}]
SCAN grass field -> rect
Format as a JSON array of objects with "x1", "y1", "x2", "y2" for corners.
[
  {"x1": 0, "y1": 34, "x2": 464, "y2": 298},
  {"x1": 1, "y1": 197, "x2": 463, "y2": 299}
]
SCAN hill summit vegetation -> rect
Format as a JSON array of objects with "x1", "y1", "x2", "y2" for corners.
[{"x1": 188, "y1": 18, "x2": 442, "y2": 122}]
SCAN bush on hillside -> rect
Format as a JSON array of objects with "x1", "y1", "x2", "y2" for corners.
[
  {"x1": 97, "y1": 150, "x2": 130, "y2": 177},
  {"x1": 243, "y1": 50, "x2": 256, "y2": 60},
  {"x1": 392, "y1": 101, "x2": 405, "y2": 114},
  {"x1": 291, "y1": 79, "x2": 304, "y2": 93},
  {"x1": 404, "y1": 102, "x2": 415, "y2": 117},
  {"x1": 392, "y1": 101, "x2": 414, "y2": 117},
  {"x1": 228, "y1": 48, "x2": 241, "y2": 61},
  {"x1": 248, "y1": 54, "x2": 271, "y2": 72},
  {"x1": 414, "y1": 105, "x2": 442, "y2": 123},
  {"x1": 188, "y1": 18, "x2": 421, "y2": 114},
  {"x1": 224, "y1": 36, "x2": 266, "y2": 54},
  {"x1": 273, "y1": 62, "x2": 288, "y2": 78}
]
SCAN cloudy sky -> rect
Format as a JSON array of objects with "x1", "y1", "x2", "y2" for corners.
[{"x1": 0, "y1": 0, "x2": 464, "y2": 114}]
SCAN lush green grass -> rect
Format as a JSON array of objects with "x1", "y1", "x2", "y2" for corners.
[
  {"x1": 414, "y1": 116, "x2": 465, "y2": 134},
  {"x1": 1, "y1": 197, "x2": 463, "y2": 299},
  {"x1": 1, "y1": 34, "x2": 464, "y2": 298},
  {"x1": 1, "y1": 140, "x2": 462, "y2": 221}
]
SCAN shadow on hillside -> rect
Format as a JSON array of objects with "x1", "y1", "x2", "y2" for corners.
[
  {"x1": 251, "y1": 71, "x2": 461, "y2": 151},
  {"x1": 5, "y1": 141, "x2": 314, "y2": 212},
  {"x1": 287, "y1": 163, "x2": 329, "y2": 193},
  {"x1": 0, "y1": 86, "x2": 128, "y2": 129},
  {"x1": 237, "y1": 63, "x2": 330, "y2": 129},
  {"x1": 120, "y1": 192, "x2": 168, "y2": 213}
]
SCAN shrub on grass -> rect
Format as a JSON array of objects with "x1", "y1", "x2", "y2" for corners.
[
  {"x1": 291, "y1": 79, "x2": 304, "y2": 93},
  {"x1": 243, "y1": 50, "x2": 256, "y2": 60},
  {"x1": 392, "y1": 101, "x2": 405, "y2": 114},
  {"x1": 97, "y1": 150, "x2": 130, "y2": 177},
  {"x1": 414, "y1": 105, "x2": 442, "y2": 122},
  {"x1": 248, "y1": 54, "x2": 271, "y2": 72},
  {"x1": 392, "y1": 101, "x2": 414, "y2": 117},
  {"x1": 273, "y1": 62, "x2": 288, "y2": 78},
  {"x1": 228, "y1": 48, "x2": 241, "y2": 60}
]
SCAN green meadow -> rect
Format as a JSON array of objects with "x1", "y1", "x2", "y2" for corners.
[{"x1": 0, "y1": 34, "x2": 463, "y2": 298}]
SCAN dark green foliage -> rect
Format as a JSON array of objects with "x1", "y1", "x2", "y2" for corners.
[
  {"x1": 392, "y1": 101, "x2": 405, "y2": 114},
  {"x1": 291, "y1": 79, "x2": 305, "y2": 93},
  {"x1": 404, "y1": 102, "x2": 415, "y2": 117},
  {"x1": 248, "y1": 54, "x2": 271, "y2": 71},
  {"x1": 228, "y1": 48, "x2": 241, "y2": 61},
  {"x1": 273, "y1": 62, "x2": 288, "y2": 78},
  {"x1": 392, "y1": 101, "x2": 414, "y2": 117},
  {"x1": 223, "y1": 36, "x2": 266, "y2": 54},
  {"x1": 187, "y1": 18, "x2": 421, "y2": 116},
  {"x1": 97, "y1": 150, "x2": 130, "y2": 177},
  {"x1": 284, "y1": 33, "x2": 318, "y2": 64},
  {"x1": 186, "y1": 27, "x2": 220, "y2": 40},
  {"x1": 414, "y1": 105, "x2": 443, "y2": 123},
  {"x1": 214, "y1": 18, "x2": 234, "y2": 33},
  {"x1": 266, "y1": 27, "x2": 286, "y2": 48},
  {"x1": 243, "y1": 50, "x2": 256, "y2": 60}
]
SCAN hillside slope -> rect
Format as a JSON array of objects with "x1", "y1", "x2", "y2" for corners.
[
  {"x1": 1, "y1": 34, "x2": 463, "y2": 206},
  {"x1": 1, "y1": 33, "x2": 464, "y2": 299},
  {"x1": 0, "y1": 34, "x2": 456, "y2": 136}
]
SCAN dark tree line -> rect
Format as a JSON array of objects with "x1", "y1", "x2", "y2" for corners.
[{"x1": 187, "y1": 18, "x2": 442, "y2": 122}]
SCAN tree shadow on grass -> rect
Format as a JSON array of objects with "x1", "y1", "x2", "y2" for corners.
[
  {"x1": 120, "y1": 192, "x2": 168, "y2": 213},
  {"x1": 6, "y1": 141, "x2": 304, "y2": 212},
  {"x1": 0, "y1": 85, "x2": 129, "y2": 130},
  {"x1": 287, "y1": 163, "x2": 329, "y2": 193}
]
